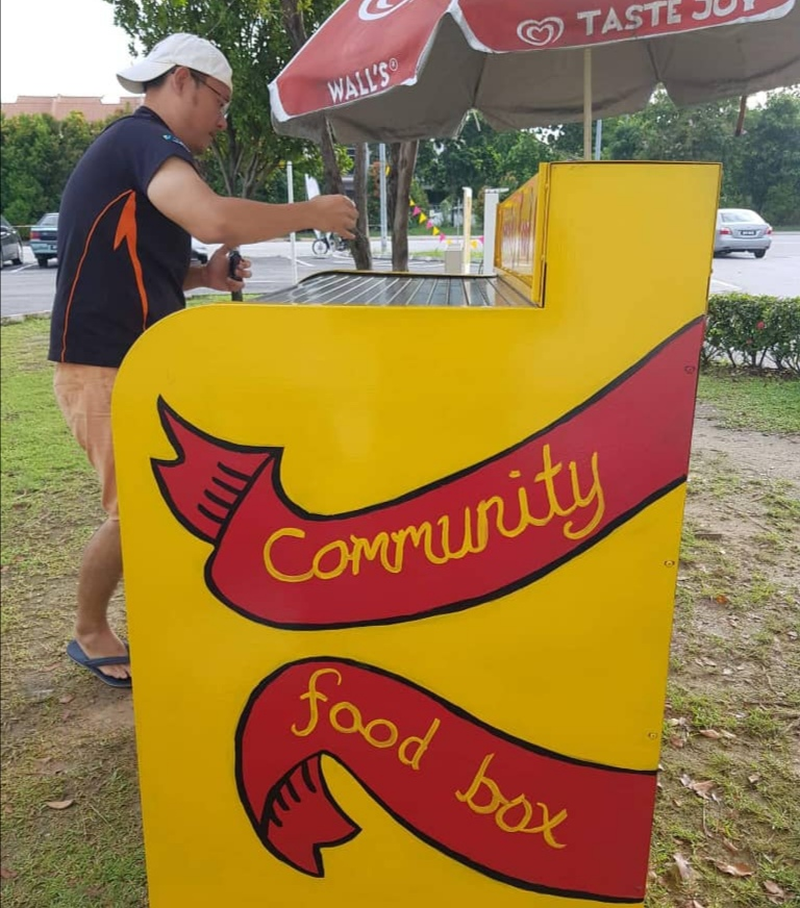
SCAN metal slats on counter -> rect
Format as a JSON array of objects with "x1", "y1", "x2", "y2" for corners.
[{"x1": 256, "y1": 271, "x2": 536, "y2": 307}]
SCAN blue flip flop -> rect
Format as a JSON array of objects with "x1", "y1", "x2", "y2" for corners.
[{"x1": 66, "y1": 639, "x2": 132, "y2": 689}]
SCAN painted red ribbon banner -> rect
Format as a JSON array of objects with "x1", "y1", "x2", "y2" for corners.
[
  {"x1": 235, "y1": 657, "x2": 657, "y2": 903},
  {"x1": 153, "y1": 318, "x2": 703, "y2": 629}
]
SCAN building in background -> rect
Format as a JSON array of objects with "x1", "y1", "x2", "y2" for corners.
[{"x1": 1, "y1": 95, "x2": 143, "y2": 122}]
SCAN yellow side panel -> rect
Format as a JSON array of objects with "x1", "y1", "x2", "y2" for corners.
[{"x1": 114, "y1": 162, "x2": 721, "y2": 908}]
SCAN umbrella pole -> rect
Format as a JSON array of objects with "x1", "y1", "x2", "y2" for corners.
[{"x1": 583, "y1": 49, "x2": 592, "y2": 161}]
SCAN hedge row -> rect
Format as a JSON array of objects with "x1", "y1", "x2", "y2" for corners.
[{"x1": 703, "y1": 293, "x2": 800, "y2": 375}]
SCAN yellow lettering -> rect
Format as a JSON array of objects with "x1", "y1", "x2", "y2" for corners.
[
  {"x1": 311, "y1": 539, "x2": 350, "y2": 580},
  {"x1": 398, "y1": 718, "x2": 441, "y2": 770},
  {"x1": 495, "y1": 794, "x2": 534, "y2": 832},
  {"x1": 263, "y1": 527, "x2": 314, "y2": 582},
  {"x1": 391, "y1": 522, "x2": 449, "y2": 567},
  {"x1": 563, "y1": 451, "x2": 605, "y2": 540},
  {"x1": 518, "y1": 802, "x2": 569, "y2": 849},
  {"x1": 363, "y1": 718, "x2": 399, "y2": 749},
  {"x1": 264, "y1": 445, "x2": 606, "y2": 584},
  {"x1": 350, "y1": 531, "x2": 400, "y2": 574},
  {"x1": 455, "y1": 753, "x2": 504, "y2": 814},
  {"x1": 456, "y1": 753, "x2": 567, "y2": 848},
  {"x1": 292, "y1": 668, "x2": 341, "y2": 737},
  {"x1": 329, "y1": 700, "x2": 362, "y2": 734}
]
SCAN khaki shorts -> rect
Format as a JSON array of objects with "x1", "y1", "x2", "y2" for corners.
[{"x1": 54, "y1": 363, "x2": 119, "y2": 519}]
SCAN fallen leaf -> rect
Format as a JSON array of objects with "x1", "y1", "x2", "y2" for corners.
[
  {"x1": 748, "y1": 773, "x2": 761, "y2": 784},
  {"x1": 722, "y1": 838, "x2": 739, "y2": 853},
  {"x1": 764, "y1": 880, "x2": 785, "y2": 896},
  {"x1": 714, "y1": 594, "x2": 730, "y2": 604},
  {"x1": 674, "y1": 852, "x2": 696, "y2": 883},
  {"x1": 45, "y1": 799, "x2": 74, "y2": 810},
  {"x1": 687, "y1": 901, "x2": 707, "y2": 908},
  {"x1": 714, "y1": 861, "x2": 754, "y2": 877},
  {"x1": 699, "y1": 729, "x2": 722, "y2": 739},
  {"x1": 689, "y1": 780, "x2": 716, "y2": 799},
  {"x1": 670, "y1": 735, "x2": 686, "y2": 748},
  {"x1": 0, "y1": 867, "x2": 18, "y2": 880},
  {"x1": 58, "y1": 694, "x2": 74, "y2": 704}
]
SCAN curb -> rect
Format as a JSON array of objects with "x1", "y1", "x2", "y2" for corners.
[{"x1": 1, "y1": 310, "x2": 52, "y2": 326}]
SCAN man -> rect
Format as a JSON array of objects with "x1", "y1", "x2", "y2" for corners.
[{"x1": 49, "y1": 33, "x2": 358, "y2": 688}]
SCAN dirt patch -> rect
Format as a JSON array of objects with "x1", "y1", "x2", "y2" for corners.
[{"x1": 693, "y1": 401, "x2": 800, "y2": 484}]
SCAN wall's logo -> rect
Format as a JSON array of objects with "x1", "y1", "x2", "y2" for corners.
[
  {"x1": 516, "y1": 17, "x2": 565, "y2": 47},
  {"x1": 359, "y1": 0, "x2": 416, "y2": 20}
]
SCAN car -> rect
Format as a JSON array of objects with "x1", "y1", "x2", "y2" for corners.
[
  {"x1": 190, "y1": 238, "x2": 209, "y2": 264},
  {"x1": 1, "y1": 215, "x2": 24, "y2": 267},
  {"x1": 714, "y1": 208, "x2": 772, "y2": 258},
  {"x1": 29, "y1": 212, "x2": 59, "y2": 267}
]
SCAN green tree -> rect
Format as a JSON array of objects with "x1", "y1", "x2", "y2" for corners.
[
  {"x1": 738, "y1": 90, "x2": 800, "y2": 225},
  {"x1": 1, "y1": 111, "x2": 101, "y2": 225},
  {"x1": 107, "y1": 0, "x2": 339, "y2": 198}
]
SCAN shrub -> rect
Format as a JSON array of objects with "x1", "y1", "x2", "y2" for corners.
[{"x1": 704, "y1": 293, "x2": 800, "y2": 375}]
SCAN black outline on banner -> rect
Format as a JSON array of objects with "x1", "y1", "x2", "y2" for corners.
[
  {"x1": 235, "y1": 656, "x2": 657, "y2": 903},
  {"x1": 153, "y1": 315, "x2": 704, "y2": 630}
]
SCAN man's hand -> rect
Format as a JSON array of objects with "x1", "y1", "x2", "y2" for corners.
[
  {"x1": 309, "y1": 195, "x2": 359, "y2": 239},
  {"x1": 206, "y1": 245, "x2": 252, "y2": 292}
]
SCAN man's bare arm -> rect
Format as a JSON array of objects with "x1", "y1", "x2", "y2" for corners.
[{"x1": 147, "y1": 157, "x2": 357, "y2": 247}]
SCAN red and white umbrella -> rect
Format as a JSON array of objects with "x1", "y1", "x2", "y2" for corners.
[{"x1": 269, "y1": 0, "x2": 800, "y2": 153}]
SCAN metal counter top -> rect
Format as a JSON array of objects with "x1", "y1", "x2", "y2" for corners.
[{"x1": 256, "y1": 271, "x2": 536, "y2": 307}]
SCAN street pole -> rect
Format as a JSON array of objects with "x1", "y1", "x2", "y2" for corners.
[
  {"x1": 287, "y1": 160, "x2": 298, "y2": 285},
  {"x1": 594, "y1": 119, "x2": 603, "y2": 161},
  {"x1": 379, "y1": 143, "x2": 388, "y2": 255}
]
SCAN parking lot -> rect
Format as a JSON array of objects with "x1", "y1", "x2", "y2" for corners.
[{"x1": 1, "y1": 233, "x2": 798, "y2": 320}]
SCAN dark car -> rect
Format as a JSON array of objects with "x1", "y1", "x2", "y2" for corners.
[
  {"x1": 30, "y1": 212, "x2": 59, "y2": 268},
  {"x1": 1, "y1": 215, "x2": 24, "y2": 268}
]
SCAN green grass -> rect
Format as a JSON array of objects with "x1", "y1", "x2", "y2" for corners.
[{"x1": 698, "y1": 366, "x2": 800, "y2": 434}]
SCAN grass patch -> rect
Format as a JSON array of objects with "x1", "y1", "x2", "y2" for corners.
[
  {"x1": 2, "y1": 318, "x2": 798, "y2": 906},
  {"x1": 698, "y1": 366, "x2": 800, "y2": 434}
]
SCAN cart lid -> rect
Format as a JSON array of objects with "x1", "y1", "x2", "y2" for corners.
[{"x1": 256, "y1": 271, "x2": 536, "y2": 308}]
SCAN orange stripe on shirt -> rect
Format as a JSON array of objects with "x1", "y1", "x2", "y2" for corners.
[{"x1": 59, "y1": 190, "x2": 151, "y2": 361}]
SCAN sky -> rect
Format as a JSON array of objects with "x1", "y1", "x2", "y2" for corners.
[{"x1": 1, "y1": 0, "x2": 141, "y2": 102}]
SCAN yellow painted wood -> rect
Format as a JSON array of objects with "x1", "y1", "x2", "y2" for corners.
[{"x1": 114, "y1": 161, "x2": 721, "y2": 907}]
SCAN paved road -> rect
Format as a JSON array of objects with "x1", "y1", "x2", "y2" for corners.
[
  {"x1": 0, "y1": 238, "x2": 453, "y2": 318},
  {"x1": 710, "y1": 231, "x2": 799, "y2": 297},
  {"x1": 2, "y1": 234, "x2": 797, "y2": 319}
]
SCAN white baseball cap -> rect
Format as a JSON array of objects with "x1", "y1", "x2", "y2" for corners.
[{"x1": 117, "y1": 33, "x2": 233, "y2": 95}]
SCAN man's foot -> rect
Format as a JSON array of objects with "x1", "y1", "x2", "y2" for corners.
[{"x1": 70, "y1": 629, "x2": 131, "y2": 684}]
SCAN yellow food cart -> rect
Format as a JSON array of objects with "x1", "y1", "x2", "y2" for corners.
[{"x1": 113, "y1": 160, "x2": 720, "y2": 907}]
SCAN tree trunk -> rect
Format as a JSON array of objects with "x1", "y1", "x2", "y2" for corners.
[
  {"x1": 391, "y1": 140, "x2": 418, "y2": 272},
  {"x1": 351, "y1": 142, "x2": 372, "y2": 271},
  {"x1": 281, "y1": 0, "x2": 357, "y2": 267}
]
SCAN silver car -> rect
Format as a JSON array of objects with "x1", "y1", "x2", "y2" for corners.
[{"x1": 714, "y1": 208, "x2": 772, "y2": 258}]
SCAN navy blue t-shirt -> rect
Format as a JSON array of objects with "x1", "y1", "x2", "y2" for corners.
[{"x1": 49, "y1": 107, "x2": 198, "y2": 366}]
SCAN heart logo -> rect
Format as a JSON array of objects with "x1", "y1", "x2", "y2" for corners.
[
  {"x1": 359, "y1": 0, "x2": 416, "y2": 20},
  {"x1": 517, "y1": 17, "x2": 565, "y2": 47}
]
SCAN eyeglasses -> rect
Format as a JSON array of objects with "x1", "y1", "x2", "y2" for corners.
[{"x1": 191, "y1": 71, "x2": 231, "y2": 118}]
